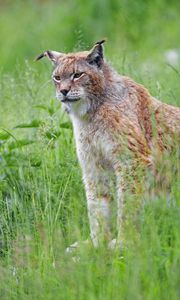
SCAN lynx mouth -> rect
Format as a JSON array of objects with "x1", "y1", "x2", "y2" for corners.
[{"x1": 61, "y1": 97, "x2": 80, "y2": 103}]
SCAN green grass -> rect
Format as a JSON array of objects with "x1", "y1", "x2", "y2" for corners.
[{"x1": 0, "y1": 1, "x2": 180, "y2": 299}]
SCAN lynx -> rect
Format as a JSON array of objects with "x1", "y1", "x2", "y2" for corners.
[{"x1": 36, "y1": 40, "x2": 180, "y2": 249}]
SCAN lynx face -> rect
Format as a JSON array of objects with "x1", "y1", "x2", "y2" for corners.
[{"x1": 36, "y1": 41, "x2": 106, "y2": 117}]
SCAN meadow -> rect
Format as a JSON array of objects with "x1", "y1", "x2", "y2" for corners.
[{"x1": 0, "y1": 0, "x2": 180, "y2": 299}]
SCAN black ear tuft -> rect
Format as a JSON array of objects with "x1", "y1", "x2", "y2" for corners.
[
  {"x1": 35, "y1": 50, "x2": 64, "y2": 65},
  {"x1": 94, "y1": 39, "x2": 106, "y2": 47},
  {"x1": 35, "y1": 52, "x2": 46, "y2": 61}
]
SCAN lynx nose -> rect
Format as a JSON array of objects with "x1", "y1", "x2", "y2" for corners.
[{"x1": 60, "y1": 89, "x2": 69, "y2": 96}]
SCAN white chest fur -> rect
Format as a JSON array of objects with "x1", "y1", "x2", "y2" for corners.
[{"x1": 70, "y1": 114, "x2": 115, "y2": 174}]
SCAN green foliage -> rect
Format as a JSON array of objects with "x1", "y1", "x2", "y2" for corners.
[{"x1": 0, "y1": 1, "x2": 180, "y2": 299}]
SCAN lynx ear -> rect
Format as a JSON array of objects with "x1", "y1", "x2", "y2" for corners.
[
  {"x1": 86, "y1": 39, "x2": 106, "y2": 67},
  {"x1": 35, "y1": 50, "x2": 64, "y2": 65}
]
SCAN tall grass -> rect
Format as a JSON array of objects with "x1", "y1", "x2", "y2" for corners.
[{"x1": 0, "y1": 1, "x2": 180, "y2": 299}]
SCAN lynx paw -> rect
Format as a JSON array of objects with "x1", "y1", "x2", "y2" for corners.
[
  {"x1": 108, "y1": 239, "x2": 117, "y2": 250},
  {"x1": 108, "y1": 238, "x2": 124, "y2": 251},
  {"x1": 65, "y1": 240, "x2": 89, "y2": 254}
]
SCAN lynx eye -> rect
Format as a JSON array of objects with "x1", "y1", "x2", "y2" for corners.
[
  {"x1": 73, "y1": 72, "x2": 84, "y2": 80},
  {"x1": 53, "y1": 75, "x2": 61, "y2": 82}
]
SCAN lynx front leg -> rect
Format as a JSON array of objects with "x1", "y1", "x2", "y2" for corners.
[
  {"x1": 115, "y1": 170, "x2": 124, "y2": 248},
  {"x1": 84, "y1": 172, "x2": 112, "y2": 248}
]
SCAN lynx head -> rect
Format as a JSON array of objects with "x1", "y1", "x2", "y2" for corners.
[{"x1": 36, "y1": 40, "x2": 108, "y2": 117}]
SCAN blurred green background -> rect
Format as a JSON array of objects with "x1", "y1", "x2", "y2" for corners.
[{"x1": 0, "y1": 0, "x2": 180, "y2": 71}]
